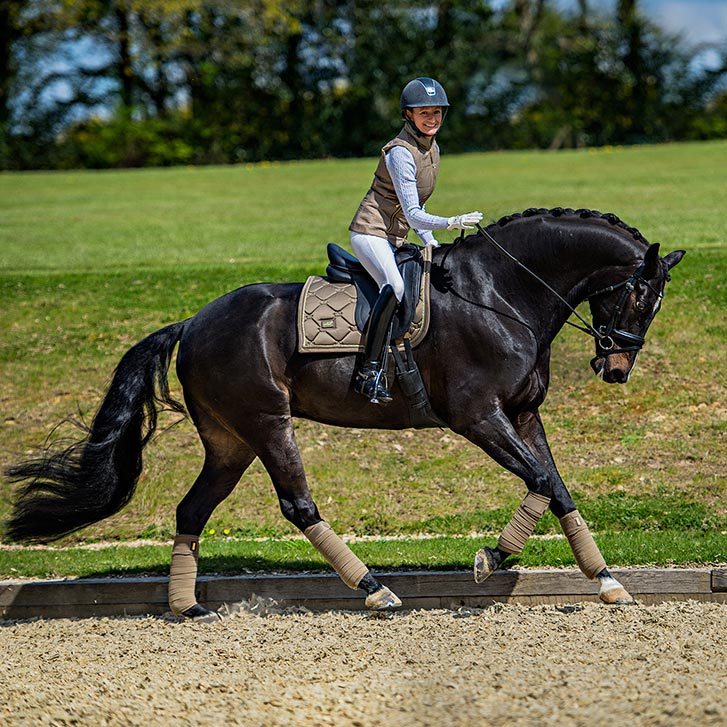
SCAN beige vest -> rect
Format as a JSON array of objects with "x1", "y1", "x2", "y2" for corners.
[{"x1": 349, "y1": 124, "x2": 440, "y2": 248}]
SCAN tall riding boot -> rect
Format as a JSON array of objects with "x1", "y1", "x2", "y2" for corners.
[{"x1": 355, "y1": 284, "x2": 399, "y2": 404}]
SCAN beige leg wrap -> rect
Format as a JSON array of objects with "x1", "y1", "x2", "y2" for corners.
[
  {"x1": 168, "y1": 534, "x2": 200, "y2": 615},
  {"x1": 497, "y1": 492, "x2": 551, "y2": 554},
  {"x1": 560, "y1": 510, "x2": 607, "y2": 580},
  {"x1": 304, "y1": 521, "x2": 369, "y2": 590}
]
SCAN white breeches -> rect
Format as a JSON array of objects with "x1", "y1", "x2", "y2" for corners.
[{"x1": 349, "y1": 233, "x2": 405, "y2": 301}]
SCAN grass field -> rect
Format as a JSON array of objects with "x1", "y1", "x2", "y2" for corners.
[{"x1": 1, "y1": 140, "x2": 725, "y2": 577}]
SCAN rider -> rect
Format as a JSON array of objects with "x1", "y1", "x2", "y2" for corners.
[{"x1": 349, "y1": 77, "x2": 483, "y2": 404}]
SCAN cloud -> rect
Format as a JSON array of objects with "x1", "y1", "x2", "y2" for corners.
[{"x1": 644, "y1": 0, "x2": 727, "y2": 44}]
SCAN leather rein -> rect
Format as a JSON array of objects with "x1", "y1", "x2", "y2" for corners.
[{"x1": 469, "y1": 222, "x2": 665, "y2": 357}]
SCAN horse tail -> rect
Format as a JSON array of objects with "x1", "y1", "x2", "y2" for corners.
[{"x1": 4, "y1": 321, "x2": 187, "y2": 543}]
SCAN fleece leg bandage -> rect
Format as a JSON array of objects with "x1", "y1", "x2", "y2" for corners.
[
  {"x1": 304, "y1": 521, "x2": 369, "y2": 589},
  {"x1": 497, "y1": 491, "x2": 551, "y2": 554},
  {"x1": 168, "y1": 534, "x2": 200, "y2": 615},
  {"x1": 560, "y1": 510, "x2": 607, "y2": 579}
]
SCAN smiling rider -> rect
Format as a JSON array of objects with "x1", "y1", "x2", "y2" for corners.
[{"x1": 349, "y1": 77, "x2": 483, "y2": 404}]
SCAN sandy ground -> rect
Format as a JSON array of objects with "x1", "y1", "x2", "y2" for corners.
[{"x1": 1, "y1": 601, "x2": 725, "y2": 727}]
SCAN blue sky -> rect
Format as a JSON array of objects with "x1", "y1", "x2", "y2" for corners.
[{"x1": 641, "y1": 0, "x2": 727, "y2": 44}]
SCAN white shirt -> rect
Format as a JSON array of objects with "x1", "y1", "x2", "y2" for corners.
[{"x1": 384, "y1": 145, "x2": 450, "y2": 245}]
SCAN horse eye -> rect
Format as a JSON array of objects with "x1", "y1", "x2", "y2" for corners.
[{"x1": 635, "y1": 300, "x2": 647, "y2": 311}]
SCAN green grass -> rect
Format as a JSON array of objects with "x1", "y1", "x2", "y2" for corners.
[
  {"x1": 0, "y1": 140, "x2": 725, "y2": 571},
  {"x1": 2, "y1": 142, "x2": 725, "y2": 274},
  {"x1": 1, "y1": 531, "x2": 724, "y2": 580}
]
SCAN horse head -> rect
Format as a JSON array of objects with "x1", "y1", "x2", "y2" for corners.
[{"x1": 588, "y1": 243, "x2": 685, "y2": 383}]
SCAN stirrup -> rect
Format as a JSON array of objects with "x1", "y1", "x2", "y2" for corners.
[{"x1": 355, "y1": 368, "x2": 392, "y2": 405}]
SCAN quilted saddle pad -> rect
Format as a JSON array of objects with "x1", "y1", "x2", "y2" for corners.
[{"x1": 297, "y1": 245, "x2": 433, "y2": 354}]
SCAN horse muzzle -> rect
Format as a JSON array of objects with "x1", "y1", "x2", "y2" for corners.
[{"x1": 591, "y1": 351, "x2": 636, "y2": 383}]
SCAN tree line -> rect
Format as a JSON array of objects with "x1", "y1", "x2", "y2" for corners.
[{"x1": 1, "y1": 0, "x2": 725, "y2": 170}]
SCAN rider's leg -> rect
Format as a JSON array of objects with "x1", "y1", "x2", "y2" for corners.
[
  {"x1": 350, "y1": 233, "x2": 404, "y2": 404},
  {"x1": 350, "y1": 233, "x2": 405, "y2": 301},
  {"x1": 355, "y1": 285, "x2": 398, "y2": 403}
]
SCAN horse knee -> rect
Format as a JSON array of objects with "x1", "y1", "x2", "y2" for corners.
[
  {"x1": 279, "y1": 495, "x2": 321, "y2": 530},
  {"x1": 532, "y1": 474, "x2": 553, "y2": 498}
]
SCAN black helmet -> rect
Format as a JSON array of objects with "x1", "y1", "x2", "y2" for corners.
[{"x1": 400, "y1": 77, "x2": 449, "y2": 111}]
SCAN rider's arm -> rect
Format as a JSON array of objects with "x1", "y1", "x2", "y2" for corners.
[
  {"x1": 415, "y1": 214, "x2": 438, "y2": 246},
  {"x1": 385, "y1": 146, "x2": 450, "y2": 235}
]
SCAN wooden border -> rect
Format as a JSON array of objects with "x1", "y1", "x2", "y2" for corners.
[{"x1": 1, "y1": 568, "x2": 725, "y2": 620}]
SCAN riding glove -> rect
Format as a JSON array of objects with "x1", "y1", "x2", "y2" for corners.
[{"x1": 446, "y1": 211, "x2": 484, "y2": 230}]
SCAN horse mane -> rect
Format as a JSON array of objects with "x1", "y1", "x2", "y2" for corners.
[{"x1": 488, "y1": 207, "x2": 649, "y2": 247}]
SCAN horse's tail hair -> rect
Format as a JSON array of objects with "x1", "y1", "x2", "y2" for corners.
[{"x1": 4, "y1": 321, "x2": 186, "y2": 543}]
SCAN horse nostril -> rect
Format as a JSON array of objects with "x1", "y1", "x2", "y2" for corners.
[{"x1": 611, "y1": 368, "x2": 628, "y2": 383}]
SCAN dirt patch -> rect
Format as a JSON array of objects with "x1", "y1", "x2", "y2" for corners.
[{"x1": 2, "y1": 601, "x2": 725, "y2": 726}]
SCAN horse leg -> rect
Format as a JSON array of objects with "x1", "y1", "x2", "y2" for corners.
[
  {"x1": 169, "y1": 423, "x2": 256, "y2": 621},
  {"x1": 513, "y1": 411, "x2": 635, "y2": 605},
  {"x1": 250, "y1": 415, "x2": 401, "y2": 610},
  {"x1": 455, "y1": 409, "x2": 560, "y2": 583}
]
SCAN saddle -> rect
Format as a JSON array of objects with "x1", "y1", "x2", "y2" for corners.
[
  {"x1": 297, "y1": 244, "x2": 432, "y2": 354},
  {"x1": 297, "y1": 243, "x2": 442, "y2": 428},
  {"x1": 325, "y1": 243, "x2": 424, "y2": 339}
]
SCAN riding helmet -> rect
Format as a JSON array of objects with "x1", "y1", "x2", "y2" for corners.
[{"x1": 400, "y1": 77, "x2": 450, "y2": 112}]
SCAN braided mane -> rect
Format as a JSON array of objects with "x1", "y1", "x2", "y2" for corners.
[{"x1": 489, "y1": 207, "x2": 649, "y2": 246}]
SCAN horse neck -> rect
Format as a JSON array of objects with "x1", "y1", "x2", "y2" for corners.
[{"x1": 443, "y1": 216, "x2": 645, "y2": 339}]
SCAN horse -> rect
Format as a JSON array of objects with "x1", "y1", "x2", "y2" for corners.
[{"x1": 5, "y1": 207, "x2": 685, "y2": 619}]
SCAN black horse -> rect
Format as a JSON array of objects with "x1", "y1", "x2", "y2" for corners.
[{"x1": 5, "y1": 208, "x2": 684, "y2": 619}]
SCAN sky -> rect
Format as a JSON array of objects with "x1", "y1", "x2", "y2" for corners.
[
  {"x1": 553, "y1": 0, "x2": 727, "y2": 45},
  {"x1": 641, "y1": 0, "x2": 727, "y2": 44}
]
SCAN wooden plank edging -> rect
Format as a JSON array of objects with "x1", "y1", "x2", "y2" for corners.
[
  {"x1": 712, "y1": 569, "x2": 727, "y2": 592},
  {"x1": 1, "y1": 568, "x2": 725, "y2": 620}
]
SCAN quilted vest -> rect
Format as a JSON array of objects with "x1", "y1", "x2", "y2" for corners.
[{"x1": 349, "y1": 123, "x2": 440, "y2": 248}]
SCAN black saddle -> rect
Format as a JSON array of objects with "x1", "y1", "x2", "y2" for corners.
[{"x1": 325, "y1": 243, "x2": 423, "y2": 339}]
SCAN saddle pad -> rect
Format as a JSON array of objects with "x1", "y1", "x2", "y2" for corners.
[{"x1": 297, "y1": 245, "x2": 433, "y2": 354}]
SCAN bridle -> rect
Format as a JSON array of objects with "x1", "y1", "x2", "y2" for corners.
[
  {"x1": 470, "y1": 222, "x2": 666, "y2": 357},
  {"x1": 584, "y1": 263, "x2": 664, "y2": 356}
]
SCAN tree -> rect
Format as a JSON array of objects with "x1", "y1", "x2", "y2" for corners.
[{"x1": 3, "y1": 0, "x2": 726, "y2": 168}]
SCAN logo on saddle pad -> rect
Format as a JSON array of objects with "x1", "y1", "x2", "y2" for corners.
[{"x1": 297, "y1": 245, "x2": 433, "y2": 354}]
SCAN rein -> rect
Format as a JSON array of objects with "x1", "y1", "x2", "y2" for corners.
[{"x1": 472, "y1": 222, "x2": 663, "y2": 355}]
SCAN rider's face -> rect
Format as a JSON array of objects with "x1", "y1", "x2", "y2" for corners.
[{"x1": 406, "y1": 107, "x2": 443, "y2": 136}]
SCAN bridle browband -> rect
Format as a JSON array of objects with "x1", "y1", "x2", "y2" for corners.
[{"x1": 471, "y1": 222, "x2": 665, "y2": 356}]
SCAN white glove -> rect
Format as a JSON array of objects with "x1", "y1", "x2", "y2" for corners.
[
  {"x1": 446, "y1": 211, "x2": 483, "y2": 231},
  {"x1": 425, "y1": 239, "x2": 440, "y2": 247}
]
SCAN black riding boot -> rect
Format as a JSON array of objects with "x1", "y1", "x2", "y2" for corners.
[{"x1": 355, "y1": 284, "x2": 399, "y2": 404}]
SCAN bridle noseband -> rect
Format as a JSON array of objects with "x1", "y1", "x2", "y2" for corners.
[
  {"x1": 585, "y1": 263, "x2": 664, "y2": 356},
  {"x1": 470, "y1": 222, "x2": 666, "y2": 357}
]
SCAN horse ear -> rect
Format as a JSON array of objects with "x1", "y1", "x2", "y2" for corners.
[
  {"x1": 663, "y1": 250, "x2": 686, "y2": 270},
  {"x1": 642, "y1": 243, "x2": 660, "y2": 278}
]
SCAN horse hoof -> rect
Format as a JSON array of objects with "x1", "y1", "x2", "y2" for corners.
[
  {"x1": 474, "y1": 547, "x2": 498, "y2": 584},
  {"x1": 181, "y1": 603, "x2": 222, "y2": 622},
  {"x1": 365, "y1": 586, "x2": 402, "y2": 611},
  {"x1": 599, "y1": 584, "x2": 636, "y2": 606}
]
